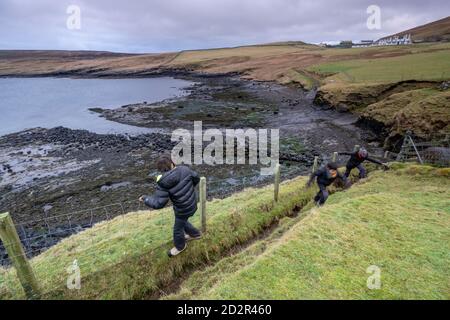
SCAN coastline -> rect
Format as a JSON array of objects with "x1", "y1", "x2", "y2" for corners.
[{"x1": 0, "y1": 73, "x2": 383, "y2": 263}]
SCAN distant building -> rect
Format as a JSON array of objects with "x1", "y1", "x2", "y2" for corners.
[
  {"x1": 339, "y1": 40, "x2": 353, "y2": 48},
  {"x1": 321, "y1": 34, "x2": 413, "y2": 49},
  {"x1": 353, "y1": 40, "x2": 374, "y2": 48}
]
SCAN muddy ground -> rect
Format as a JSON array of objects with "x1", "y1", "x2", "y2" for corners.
[{"x1": 0, "y1": 75, "x2": 383, "y2": 264}]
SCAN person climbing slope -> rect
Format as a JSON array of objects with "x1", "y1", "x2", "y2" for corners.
[
  {"x1": 339, "y1": 147, "x2": 388, "y2": 179},
  {"x1": 139, "y1": 154, "x2": 202, "y2": 257},
  {"x1": 307, "y1": 162, "x2": 346, "y2": 206}
]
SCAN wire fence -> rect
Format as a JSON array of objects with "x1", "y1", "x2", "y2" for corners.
[
  {"x1": 2, "y1": 139, "x2": 445, "y2": 299},
  {"x1": 0, "y1": 164, "x2": 311, "y2": 265},
  {"x1": 388, "y1": 132, "x2": 450, "y2": 167},
  {"x1": 0, "y1": 163, "x2": 312, "y2": 299},
  {"x1": 0, "y1": 200, "x2": 143, "y2": 265},
  {"x1": 0, "y1": 146, "x2": 388, "y2": 267},
  {"x1": 0, "y1": 209, "x2": 173, "y2": 299}
]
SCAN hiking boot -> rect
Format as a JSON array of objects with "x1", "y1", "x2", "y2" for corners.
[
  {"x1": 185, "y1": 233, "x2": 202, "y2": 241},
  {"x1": 167, "y1": 244, "x2": 187, "y2": 258}
]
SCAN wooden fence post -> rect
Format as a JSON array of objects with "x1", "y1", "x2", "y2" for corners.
[
  {"x1": 332, "y1": 152, "x2": 338, "y2": 162},
  {"x1": 353, "y1": 145, "x2": 360, "y2": 152},
  {"x1": 0, "y1": 212, "x2": 40, "y2": 299},
  {"x1": 312, "y1": 156, "x2": 318, "y2": 173},
  {"x1": 274, "y1": 163, "x2": 280, "y2": 202},
  {"x1": 199, "y1": 177, "x2": 207, "y2": 233}
]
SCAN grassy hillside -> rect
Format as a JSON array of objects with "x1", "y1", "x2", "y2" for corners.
[
  {"x1": 0, "y1": 175, "x2": 316, "y2": 299},
  {"x1": 1, "y1": 164, "x2": 448, "y2": 300},
  {"x1": 166, "y1": 42, "x2": 450, "y2": 89},
  {"x1": 309, "y1": 49, "x2": 450, "y2": 84},
  {"x1": 2, "y1": 42, "x2": 448, "y2": 86},
  {"x1": 378, "y1": 16, "x2": 450, "y2": 43},
  {"x1": 166, "y1": 164, "x2": 450, "y2": 299},
  {"x1": 1, "y1": 40, "x2": 449, "y2": 147},
  {"x1": 167, "y1": 42, "x2": 449, "y2": 148}
]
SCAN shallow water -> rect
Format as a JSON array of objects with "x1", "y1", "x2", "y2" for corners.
[{"x1": 0, "y1": 77, "x2": 193, "y2": 136}]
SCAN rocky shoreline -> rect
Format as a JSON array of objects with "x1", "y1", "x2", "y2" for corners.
[{"x1": 0, "y1": 74, "x2": 383, "y2": 265}]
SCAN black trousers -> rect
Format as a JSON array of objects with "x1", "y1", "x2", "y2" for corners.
[
  {"x1": 314, "y1": 183, "x2": 329, "y2": 205},
  {"x1": 173, "y1": 214, "x2": 201, "y2": 250},
  {"x1": 344, "y1": 163, "x2": 366, "y2": 179}
]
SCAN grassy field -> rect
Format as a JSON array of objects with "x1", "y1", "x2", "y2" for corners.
[
  {"x1": 309, "y1": 50, "x2": 450, "y2": 84},
  {"x1": 166, "y1": 164, "x2": 450, "y2": 299},
  {"x1": 0, "y1": 175, "x2": 316, "y2": 299}
]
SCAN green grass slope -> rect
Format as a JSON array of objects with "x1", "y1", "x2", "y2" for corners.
[
  {"x1": 167, "y1": 164, "x2": 450, "y2": 300},
  {"x1": 0, "y1": 176, "x2": 315, "y2": 300},
  {"x1": 2, "y1": 164, "x2": 448, "y2": 300},
  {"x1": 310, "y1": 48, "x2": 450, "y2": 84},
  {"x1": 378, "y1": 16, "x2": 450, "y2": 43}
]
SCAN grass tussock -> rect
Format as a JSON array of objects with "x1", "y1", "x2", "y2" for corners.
[{"x1": 362, "y1": 88, "x2": 450, "y2": 140}]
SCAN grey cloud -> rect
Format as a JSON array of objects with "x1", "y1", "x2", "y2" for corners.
[{"x1": 0, "y1": 0, "x2": 448, "y2": 52}]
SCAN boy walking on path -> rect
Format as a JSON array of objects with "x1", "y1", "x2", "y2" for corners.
[
  {"x1": 139, "y1": 155, "x2": 202, "y2": 257},
  {"x1": 339, "y1": 147, "x2": 388, "y2": 179},
  {"x1": 307, "y1": 162, "x2": 346, "y2": 206}
]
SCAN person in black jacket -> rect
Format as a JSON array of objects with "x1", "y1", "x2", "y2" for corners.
[
  {"x1": 139, "y1": 155, "x2": 202, "y2": 257},
  {"x1": 307, "y1": 162, "x2": 346, "y2": 206},
  {"x1": 339, "y1": 147, "x2": 388, "y2": 179}
]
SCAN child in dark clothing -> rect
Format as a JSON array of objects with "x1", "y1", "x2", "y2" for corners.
[
  {"x1": 307, "y1": 162, "x2": 346, "y2": 206},
  {"x1": 139, "y1": 155, "x2": 202, "y2": 257},
  {"x1": 339, "y1": 147, "x2": 388, "y2": 179}
]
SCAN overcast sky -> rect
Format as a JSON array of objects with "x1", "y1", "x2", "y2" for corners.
[{"x1": 0, "y1": 0, "x2": 448, "y2": 53}]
